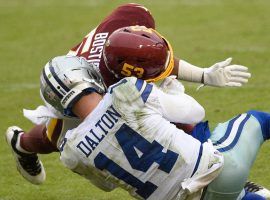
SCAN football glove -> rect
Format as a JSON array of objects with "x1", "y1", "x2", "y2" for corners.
[{"x1": 203, "y1": 58, "x2": 251, "y2": 87}]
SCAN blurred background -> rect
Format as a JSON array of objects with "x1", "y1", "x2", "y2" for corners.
[{"x1": 0, "y1": 0, "x2": 269, "y2": 199}]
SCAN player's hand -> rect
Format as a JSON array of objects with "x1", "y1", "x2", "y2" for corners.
[{"x1": 203, "y1": 58, "x2": 251, "y2": 87}]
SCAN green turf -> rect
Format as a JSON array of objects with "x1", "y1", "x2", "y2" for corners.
[{"x1": 0, "y1": 0, "x2": 269, "y2": 199}]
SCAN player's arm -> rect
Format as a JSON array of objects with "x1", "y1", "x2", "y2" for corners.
[
  {"x1": 171, "y1": 57, "x2": 251, "y2": 87},
  {"x1": 157, "y1": 78, "x2": 205, "y2": 124},
  {"x1": 110, "y1": 77, "x2": 204, "y2": 125}
]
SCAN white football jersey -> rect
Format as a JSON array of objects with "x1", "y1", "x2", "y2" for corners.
[{"x1": 60, "y1": 77, "x2": 216, "y2": 200}]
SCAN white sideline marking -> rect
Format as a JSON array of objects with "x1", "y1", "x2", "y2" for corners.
[
  {"x1": 1, "y1": 83, "x2": 39, "y2": 92},
  {"x1": 209, "y1": 46, "x2": 267, "y2": 53}
]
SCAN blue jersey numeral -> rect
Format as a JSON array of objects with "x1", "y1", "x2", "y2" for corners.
[
  {"x1": 94, "y1": 123, "x2": 179, "y2": 199},
  {"x1": 94, "y1": 153, "x2": 158, "y2": 199},
  {"x1": 116, "y1": 123, "x2": 178, "y2": 173}
]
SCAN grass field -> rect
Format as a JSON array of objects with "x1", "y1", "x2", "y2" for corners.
[{"x1": 0, "y1": 0, "x2": 270, "y2": 199}]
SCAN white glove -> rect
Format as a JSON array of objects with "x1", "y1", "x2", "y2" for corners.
[{"x1": 203, "y1": 58, "x2": 251, "y2": 87}]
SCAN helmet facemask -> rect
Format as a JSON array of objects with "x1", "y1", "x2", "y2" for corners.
[{"x1": 40, "y1": 56, "x2": 106, "y2": 117}]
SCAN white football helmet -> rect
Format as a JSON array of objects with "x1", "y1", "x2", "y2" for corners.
[{"x1": 40, "y1": 55, "x2": 106, "y2": 117}]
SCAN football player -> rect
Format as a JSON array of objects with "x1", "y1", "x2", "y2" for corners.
[
  {"x1": 6, "y1": 3, "x2": 252, "y2": 187},
  {"x1": 29, "y1": 55, "x2": 270, "y2": 200}
]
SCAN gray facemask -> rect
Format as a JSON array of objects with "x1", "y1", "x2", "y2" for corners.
[{"x1": 40, "y1": 55, "x2": 106, "y2": 117}]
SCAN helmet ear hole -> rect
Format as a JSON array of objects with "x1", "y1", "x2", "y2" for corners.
[
  {"x1": 141, "y1": 34, "x2": 150, "y2": 38},
  {"x1": 117, "y1": 58, "x2": 124, "y2": 64},
  {"x1": 123, "y1": 28, "x2": 131, "y2": 33},
  {"x1": 136, "y1": 58, "x2": 145, "y2": 63}
]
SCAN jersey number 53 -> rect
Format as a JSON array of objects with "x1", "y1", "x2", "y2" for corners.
[{"x1": 121, "y1": 63, "x2": 145, "y2": 78}]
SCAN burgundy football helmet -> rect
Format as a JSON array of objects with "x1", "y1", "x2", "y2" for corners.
[{"x1": 103, "y1": 26, "x2": 174, "y2": 82}]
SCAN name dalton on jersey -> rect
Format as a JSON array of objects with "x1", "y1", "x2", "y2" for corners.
[{"x1": 76, "y1": 105, "x2": 121, "y2": 157}]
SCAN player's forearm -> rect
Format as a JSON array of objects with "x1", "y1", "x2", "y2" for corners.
[{"x1": 171, "y1": 57, "x2": 204, "y2": 83}]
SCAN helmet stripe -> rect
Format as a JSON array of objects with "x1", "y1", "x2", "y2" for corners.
[
  {"x1": 145, "y1": 29, "x2": 174, "y2": 82},
  {"x1": 49, "y1": 61, "x2": 70, "y2": 92},
  {"x1": 42, "y1": 68, "x2": 64, "y2": 99}
]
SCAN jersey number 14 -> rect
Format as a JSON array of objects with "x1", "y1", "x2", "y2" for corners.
[{"x1": 94, "y1": 123, "x2": 179, "y2": 199}]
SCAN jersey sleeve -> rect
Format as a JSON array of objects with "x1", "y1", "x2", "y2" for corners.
[
  {"x1": 157, "y1": 90, "x2": 205, "y2": 124},
  {"x1": 109, "y1": 77, "x2": 153, "y2": 115}
]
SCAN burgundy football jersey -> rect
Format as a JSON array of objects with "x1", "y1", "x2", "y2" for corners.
[{"x1": 67, "y1": 3, "x2": 155, "y2": 87}]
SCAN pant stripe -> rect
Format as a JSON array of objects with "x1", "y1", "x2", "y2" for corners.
[
  {"x1": 212, "y1": 114, "x2": 241, "y2": 146},
  {"x1": 215, "y1": 114, "x2": 251, "y2": 152},
  {"x1": 191, "y1": 144, "x2": 203, "y2": 177}
]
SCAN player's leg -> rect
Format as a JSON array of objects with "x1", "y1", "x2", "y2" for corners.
[
  {"x1": 5, "y1": 120, "x2": 60, "y2": 184},
  {"x1": 202, "y1": 110, "x2": 270, "y2": 200},
  {"x1": 20, "y1": 124, "x2": 59, "y2": 153},
  {"x1": 6, "y1": 118, "x2": 81, "y2": 184},
  {"x1": 5, "y1": 125, "x2": 49, "y2": 185}
]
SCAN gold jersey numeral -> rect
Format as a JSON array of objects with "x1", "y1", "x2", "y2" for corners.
[{"x1": 121, "y1": 63, "x2": 144, "y2": 78}]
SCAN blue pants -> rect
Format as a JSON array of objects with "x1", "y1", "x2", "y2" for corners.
[{"x1": 203, "y1": 110, "x2": 270, "y2": 200}]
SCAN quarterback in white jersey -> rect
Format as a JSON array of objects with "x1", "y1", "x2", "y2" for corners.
[
  {"x1": 60, "y1": 77, "x2": 223, "y2": 200},
  {"x1": 38, "y1": 56, "x2": 270, "y2": 200}
]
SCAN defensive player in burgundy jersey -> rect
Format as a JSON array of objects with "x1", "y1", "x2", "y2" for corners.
[
  {"x1": 5, "y1": 3, "x2": 257, "y2": 194},
  {"x1": 67, "y1": 3, "x2": 250, "y2": 87},
  {"x1": 67, "y1": 3, "x2": 156, "y2": 86}
]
